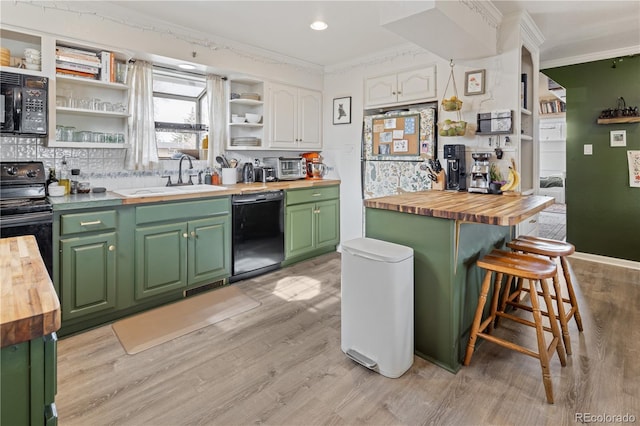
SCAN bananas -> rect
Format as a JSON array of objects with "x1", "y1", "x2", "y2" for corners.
[{"x1": 500, "y1": 166, "x2": 520, "y2": 191}]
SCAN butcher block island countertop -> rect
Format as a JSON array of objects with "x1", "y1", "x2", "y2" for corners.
[
  {"x1": 0, "y1": 235, "x2": 61, "y2": 347},
  {"x1": 364, "y1": 190, "x2": 554, "y2": 226}
]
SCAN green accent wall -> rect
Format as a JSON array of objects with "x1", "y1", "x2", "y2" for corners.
[{"x1": 544, "y1": 56, "x2": 640, "y2": 262}]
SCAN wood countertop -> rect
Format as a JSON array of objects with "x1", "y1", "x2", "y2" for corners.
[
  {"x1": 364, "y1": 190, "x2": 555, "y2": 226},
  {"x1": 117, "y1": 179, "x2": 341, "y2": 205},
  {"x1": 1, "y1": 236, "x2": 61, "y2": 347}
]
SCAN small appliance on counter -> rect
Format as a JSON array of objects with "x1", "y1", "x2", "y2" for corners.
[
  {"x1": 262, "y1": 157, "x2": 306, "y2": 181},
  {"x1": 468, "y1": 152, "x2": 492, "y2": 194},
  {"x1": 242, "y1": 162, "x2": 254, "y2": 183},
  {"x1": 254, "y1": 166, "x2": 276, "y2": 183},
  {"x1": 443, "y1": 144, "x2": 466, "y2": 191},
  {"x1": 301, "y1": 152, "x2": 327, "y2": 180}
]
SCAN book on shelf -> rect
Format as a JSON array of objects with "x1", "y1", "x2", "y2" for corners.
[
  {"x1": 56, "y1": 68, "x2": 97, "y2": 79},
  {"x1": 56, "y1": 60, "x2": 99, "y2": 75},
  {"x1": 100, "y1": 51, "x2": 115, "y2": 82},
  {"x1": 539, "y1": 98, "x2": 566, "y2": 115},
  {"x1": 56, "y1": 45, "x2": 99, "y2": 57},
  {"x1": 55, "y1": 53, "x2": 102, "y2": 68}
]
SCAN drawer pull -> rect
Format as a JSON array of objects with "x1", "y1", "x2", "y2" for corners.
[
  {"x1": 183, "y1": 233, "x2": 189, "y2": 238},
  {"x1": 80, "y1": 220, "x2": 102, "y2": 226},
  {"x1": 191, "y1": 231, "x2": 197, "y2": 238},
  {"x1": 312, "y1": 193, "x2": 322, "y2": 197},
  {"x1": 108, "y1": 245, "x2": 115, "y2": 252}
]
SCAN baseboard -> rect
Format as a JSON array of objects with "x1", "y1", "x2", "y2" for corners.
[{"x1": 571, "y1": 251, "x2": 640, "y2": 271}]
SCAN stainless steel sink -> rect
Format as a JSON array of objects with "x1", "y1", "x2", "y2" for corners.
[{"x1": 112, "y1": 185, "x2": 227, "y2": 198}]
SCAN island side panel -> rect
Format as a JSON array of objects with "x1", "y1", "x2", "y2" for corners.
[{"x1": 365, "y1": 208, "x2": 512, "y2": 373}]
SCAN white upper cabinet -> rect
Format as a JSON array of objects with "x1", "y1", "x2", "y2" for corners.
[
  {"x1": 267, "y1": 82, "x2": 322, "y2": 150},
  {"x1": 364, "y1": 65, "x2": 436, "y2": 108}
]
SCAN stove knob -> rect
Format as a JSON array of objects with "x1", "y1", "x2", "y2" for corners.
[
  {"x1": 27, "y1": 169, "x2": 38, "y2": 178},
  {"x1": 6, "y1": 166, "x2": 18, "y2": 175}
]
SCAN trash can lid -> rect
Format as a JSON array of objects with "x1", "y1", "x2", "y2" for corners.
[{"x1": 342, "y1": 237, "x2": 413, "y2": 263}]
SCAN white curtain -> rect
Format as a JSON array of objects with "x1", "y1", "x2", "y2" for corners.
[
  {"x1": 126, "y1": 61, "x2": 159, "y2": 170},
  {"x1": 206, "y1": 75, "x2": 227, "y2": 166}
]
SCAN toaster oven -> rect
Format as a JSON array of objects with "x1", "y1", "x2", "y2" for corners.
[{"x1": 263, "y1": 157, "x2": 306, "y2": 180}]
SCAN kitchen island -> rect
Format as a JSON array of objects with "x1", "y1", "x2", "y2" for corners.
[
  {"x1": 364, "y1": 190, "x2": 554, "y2": 373},
  {"x1": 1, "y1": 235, "x2": 61, "y2": 424}
]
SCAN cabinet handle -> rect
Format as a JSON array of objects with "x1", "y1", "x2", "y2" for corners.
[
  {"x1": 314, "y1": 209, "x2": 320, "y2": 214},
  {"x1": 397, "y1": 91, "x2": 402, "y2": 94},
  {"x1": 108, "y1": 245, "x2": 115, "y2": 251},
  {"x1": 191, "y1": 231, "x2": 197, "y2": 238},
  {"x1": 183, "y1": 233, "x2": 189, "y2": 238},
  {"x1": 312, "y1": 193, "x2": 321, "y2": 197},
  {"x1": 392, "y1": 91, "x2": 396, "y2": 95},
  {"x1": 80, "y1": 220, "x2": 102, "y2": 226}
]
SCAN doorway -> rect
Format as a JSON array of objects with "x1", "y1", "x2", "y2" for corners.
[{"x1": 538, "y1": 73, "x2": 566, "y2": 240}]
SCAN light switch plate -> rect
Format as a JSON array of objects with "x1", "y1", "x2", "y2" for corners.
[{"x1": 584, "y1": 144, "x2": 593, "y2": 155}]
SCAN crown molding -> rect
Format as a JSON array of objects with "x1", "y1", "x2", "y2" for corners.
[{"x1": 541, "y1": 45, "x2": 640, "y2": 69}]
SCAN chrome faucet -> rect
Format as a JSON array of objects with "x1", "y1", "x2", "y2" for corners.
[{"x1": 177, "y1": 155, "x2": 194, "y2": 185}]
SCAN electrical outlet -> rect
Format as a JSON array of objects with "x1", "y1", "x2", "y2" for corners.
[{"x1": 584, "y1": 144, "x2": 593, "y2": 155}]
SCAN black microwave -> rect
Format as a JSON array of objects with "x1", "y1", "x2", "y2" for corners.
[{"x1": 1, "y1": 71, "x2": 48, "y2": 137}]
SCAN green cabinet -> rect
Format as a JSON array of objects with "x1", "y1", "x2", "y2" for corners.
[
  {"x1": 58, "y1": 210, "x2": 118, "y2": 321},
  {"x1": 134, "y1": 198, "x2": 231, "y2": 301},
  {"x1": 1, "y1": 333, "x2": 57, "y2": 426},
  {"x1": 285, "y1": 185, "x2": 340, "y2": 262}
]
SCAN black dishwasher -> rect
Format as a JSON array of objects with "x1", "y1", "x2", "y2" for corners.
[{"x1": 230, "y1": 190, "x2": 285, "y2": 282}]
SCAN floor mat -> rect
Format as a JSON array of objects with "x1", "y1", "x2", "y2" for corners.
[{"x1": 112, "y1": 285, "x2": 260, "y2": 355}]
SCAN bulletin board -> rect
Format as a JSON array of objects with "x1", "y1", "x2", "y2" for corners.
[{"x1": 372, "y1": 114, "x2": 420, "y2": 156}]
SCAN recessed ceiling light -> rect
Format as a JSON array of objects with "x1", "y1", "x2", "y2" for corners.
[
  {"x1": 310, "y1": 21, "x2": 328, "y2": 31},
  {"x1": 178, "y1": 63, "x2": 196, "y2": 70}
]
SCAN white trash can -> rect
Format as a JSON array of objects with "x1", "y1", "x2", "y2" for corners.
[{"x1": 341, "y1": 237, "x2": 414, "y2": 378}]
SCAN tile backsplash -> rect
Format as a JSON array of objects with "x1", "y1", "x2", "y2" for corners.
[{"x1": 0, "y1": 136, "x2": 210, "y2": 189}]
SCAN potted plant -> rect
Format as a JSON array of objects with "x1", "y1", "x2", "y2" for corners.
[{"x1": 489, "y1": 163, "x2": 505, "y2": 194}]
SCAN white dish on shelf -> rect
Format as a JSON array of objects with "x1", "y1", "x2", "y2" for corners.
[
  {"x1": 231, "y1": 116, "x2": 246, "y2": 124},
  {"x1": 24, "y1": 63, "x2": 41, "y2": 71},
  {"x1": 245, "y1": 113, "x2": 262, "y2": 124}
]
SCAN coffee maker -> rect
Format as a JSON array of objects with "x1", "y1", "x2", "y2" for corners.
[
  {"x1": 443, "y1": 144, "x2": 466, "y2": 191},
  {"x1": 468, "y1": 152, "x2": 491, "y2": 193}
]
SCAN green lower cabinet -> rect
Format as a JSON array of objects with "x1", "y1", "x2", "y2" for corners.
[
  {"x1": 135, "y1": 216, "x2": 231, "y2": 301},
  {"x1": 188, "y1": 216, "x2": 231, "y2": 284},
  {"x1": 1, "y1": 334, "x2": 57, "y2": 426},
  {"x1": 60, "y1": 232, "x2": 117, "y2": 320},
  {"x1": 285, "y1": 197, "x2": 340, "y2": 260},
  {"x1": 135, "y1": 222, "x2": 188, "y2": 299}
]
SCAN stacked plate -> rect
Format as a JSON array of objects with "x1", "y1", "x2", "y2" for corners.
[
  {"x1": 0, "y1": 48, "x2": 10, "y2": 67},
  {"x1": 24, "y1": 48, "x2": 41, "y2": 71},
  {"x1": 240, "y1": 92, "x2": 260, "y2": 101},
  {"x1": 230, "y1": 137, "x2": 261, "y2": 147}
]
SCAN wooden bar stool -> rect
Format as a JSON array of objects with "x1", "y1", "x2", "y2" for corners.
[
  {"x1": 464, "y1": 249, "x2": 567, "y2": 404},
  {"x1": 504, "y1": 236, "x2": 583, "y2": 355}
]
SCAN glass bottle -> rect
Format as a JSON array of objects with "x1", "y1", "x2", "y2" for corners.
[
  {"x1": 59, "y1": 156, "x2": 70, "y2": 195},
  {"x1": 46, "y1": 168, "x2": 58, "y2": 189},
  {"x1": 70, "y1": 168, "x2": 80, "y2": 194}
]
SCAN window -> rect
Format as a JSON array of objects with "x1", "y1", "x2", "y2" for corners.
[{"x1": 153, "y1": 68, "x2": 208, "y2": 159}]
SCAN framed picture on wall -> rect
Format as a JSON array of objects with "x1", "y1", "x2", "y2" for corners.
[
  {"x1": 333, "y1": 96, "x2": 351, "y2": 125},
  {"x1": 464, "y1": 69, "x2": 485, "y2": 95}
]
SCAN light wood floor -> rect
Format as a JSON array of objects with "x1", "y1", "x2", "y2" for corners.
[{"x1": 56, "y1": 253, "x2": 640, "y2": 425}]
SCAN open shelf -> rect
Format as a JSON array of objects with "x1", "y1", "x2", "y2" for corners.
[{"x1": 597, "y1": 116, "x2": 640, "y2": 124}]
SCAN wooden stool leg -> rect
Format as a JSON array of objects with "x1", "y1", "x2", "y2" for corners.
[
  {"x1": 539, "y1": 278, "x2": 567, "y2": 367},
  {"x1": 464, "y1": 270, "x2": 494, "y2": 366},
  {"x1": 495, "y1": 275, "x2": 514, "y2": 328},
  {"x1": 528, "y1": 278, "x2": 555, "y2": 404},
  {"x1": 560, "y1": 256, "x2": 584, "y2": 332},
  {"x1": 550, "y1": 271, "x2": 572, "y2": 355},
  {"x1": 487, "y1": 272, "x2": 504, "y2": 333}
]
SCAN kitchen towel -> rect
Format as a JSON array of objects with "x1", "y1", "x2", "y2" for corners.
[{"x1": 112, "y1": 285, "x2": 260, "y2": 355}]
